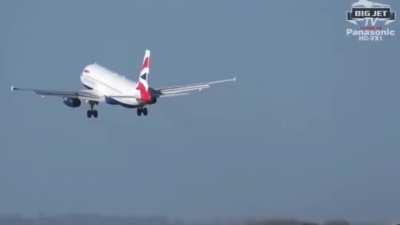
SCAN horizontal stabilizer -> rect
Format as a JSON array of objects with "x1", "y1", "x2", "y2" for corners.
[{"x1": 157, "y1": 76, "x2": 236, "y2": 97}]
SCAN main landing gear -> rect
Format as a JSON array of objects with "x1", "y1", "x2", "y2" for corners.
[
  {"x1": 137, "y1": 107, "x2": 148, "y2": 116},
  {"x1": 87, "y1": 101, "x2": 98, "y2": 118}
]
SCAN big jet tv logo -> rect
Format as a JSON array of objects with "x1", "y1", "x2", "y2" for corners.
[{"x1": 346, "y1": 0, "x2": 396, "y2": 41}]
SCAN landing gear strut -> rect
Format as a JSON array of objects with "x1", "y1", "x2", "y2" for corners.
[
  {"x1": 87, "y1": 101, "x2": 98, "y2": 118},
  {"x1": 137, "y1": 107, "x2": 148, "y2": 116}
]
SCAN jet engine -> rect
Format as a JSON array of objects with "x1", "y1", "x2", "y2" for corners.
[
  {"x1": 148, "y1": 96, "x2": 157, "y2": 104},
  {"x1": 148, "y1": 88, "x2": 160, "y2": 104},
  {"x1": 63, "y1": 97, "x2": 81, "y2": 108}
]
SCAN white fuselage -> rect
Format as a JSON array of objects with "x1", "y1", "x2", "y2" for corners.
[{"x1": 80, "y1": 64, "x2": 141, "y2": 106}]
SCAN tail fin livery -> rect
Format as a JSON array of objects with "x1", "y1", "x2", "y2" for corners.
[
  {"x1": 136, "y1": 49, "x2": 151, "y2": 103},
  {"x1": 139, "y1": 49, "x2": 150, "y2": 88}
]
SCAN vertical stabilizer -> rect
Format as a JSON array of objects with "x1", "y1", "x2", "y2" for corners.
[{"x1": 136, "y1": 49, "x2": 151, "y2": 102}]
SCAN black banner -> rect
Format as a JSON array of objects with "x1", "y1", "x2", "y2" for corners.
[{"x1": 348, "y1": 8, "x2": 395, "y2": 20}]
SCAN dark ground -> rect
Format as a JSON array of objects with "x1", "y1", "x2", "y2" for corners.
[{"x1": 0, "y1": 214, "x2": 386, "y2": 225}]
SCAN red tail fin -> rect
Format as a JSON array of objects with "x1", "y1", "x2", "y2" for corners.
[{"x1": 136, "y1": 49, "x2": 151, "y2": 103}]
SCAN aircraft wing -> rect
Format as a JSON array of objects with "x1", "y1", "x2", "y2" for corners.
[
  {"x1": 156, "y1": 77, "x2": 236, "y2": 98},
  {"x1": 10, "y1": 86, "x2": 102, "y2": 101}
]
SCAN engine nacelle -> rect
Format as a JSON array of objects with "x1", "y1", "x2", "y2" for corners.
[
  {"x1": 148, "y1": 96, "x2": 157, "y2": 105},
  {"x1": 148, "y1": 88, "x2": 160, "y2": 105},
  {"x1": 63, "y1": 97, "x2": 81, "y2": 108}
]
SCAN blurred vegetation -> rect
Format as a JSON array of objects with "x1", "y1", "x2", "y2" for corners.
[{"x1": 0, "y1": 214, "x2": 387, "y2": 225}]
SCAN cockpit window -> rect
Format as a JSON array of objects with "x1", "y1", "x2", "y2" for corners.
[{"x1": 84, "y1": 69, "x2": 90, "y2": 73}]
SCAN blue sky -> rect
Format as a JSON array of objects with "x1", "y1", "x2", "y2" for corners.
[{"x1": 1, "y1": 0, "x2": 400, "y2": 222}]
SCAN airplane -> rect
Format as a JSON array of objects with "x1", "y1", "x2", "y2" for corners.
[{"x1": 11, "y1": 49, "x2": 236, "y2": 118}]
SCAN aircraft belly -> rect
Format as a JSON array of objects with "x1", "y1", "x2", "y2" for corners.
[
  {"x1": 104, "y1": 96, "x2": 139, "y2": 107},
  {"x1": 117, "y1": 97, "x2": 139, "y2": 106}
]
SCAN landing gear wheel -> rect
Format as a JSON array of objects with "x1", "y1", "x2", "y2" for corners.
[
  {"x1": 86, "y1": 101, "x2": 99, "y2": 119},
  {"x1": 87, "y1": 110, "x2": 98, "y2": 119},
  {"x1": 137, "y1": 108, "x2": 148, "y2": 117}
]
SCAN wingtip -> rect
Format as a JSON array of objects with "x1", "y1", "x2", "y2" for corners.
[
  {"x1": 232, "y1": 77, "x2": 237, "y2": 82},
  {"x1": 10, "y1": 85, "x2": 15, "y2": 91}
]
